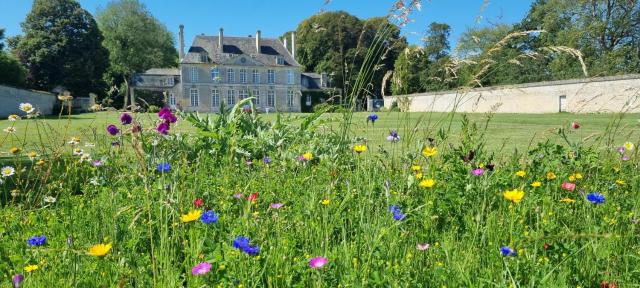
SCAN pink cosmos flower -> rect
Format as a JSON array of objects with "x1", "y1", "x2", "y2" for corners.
[
  {"x1": 309, "y1": 256, "x2": 328, "y2": 268},
  {"x1": 416, "y1": 243, "x2": 430, "y2": 251},
  {"x1": 270, "y1": 203, "x2": 284, "y2": 209},
  {"x1": 622, "y1": 155, "x2": 630, "y2": 161},
  {"x1": 471, "y1": 168, "x2": 485, "y2": 176},
  {"x1": 561, "y1": 182, "x2": 576, "y2": 191},
  {"x1": 191, "y1": 262, "x2": 212, "y2": 275}
]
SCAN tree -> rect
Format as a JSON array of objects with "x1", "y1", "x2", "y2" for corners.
[
  {"x1": 391, "y1": 45, "x2": 424, "y2": 95},
  {"x1": 0, "y1": 28, "x2": 27, "y2": 87},
  {"x1": 293, "y1": 12, "x2": 405, "y2": 99},
  {"x1": 97, "y1": 0, "x2": 177, "y2": 107},
  {"x1": 424, "y1": 22, "x2": 451, "y2": 61},
  {"x1": 12, "y1": 0, "x2": 109, "y2": 96}
]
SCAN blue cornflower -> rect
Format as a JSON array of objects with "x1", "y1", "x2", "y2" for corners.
[
  {"x1": 388, "y1": 205, "x2": 400, "y2": 213},
  {"x1": 388, "y1": 205, "x2": 405, "y2": 221},
  {"x1": 392, "y1": 211, "x2": 406, "y2": 221},
  {"x1": 262, "y1": 156, "x2": 272, "y2": 164},
  {"x1": 586, "y1": 193, "x2": 605, "y2": 204},
  {"x1": 233, "y1": 236, "x2": 250, "y2": 249},
  {"x1": 232, "y1": 236, "x2": 259, "y2": 256},
  {"x1": 500, "y1": 246, "x2": 516, "y2": 257},
  {"x1": 156, "y1": 163, "x2": 171, "y2": 173},
  {"x1": 200, "y1": 210, "x2": 218, "y2": 224},
  {"x1": 367, "y1": 113, "x2": 379, "y2": 124},
  {"x1": 27, "y1": 235, "x2": 46, "y2": 247}
]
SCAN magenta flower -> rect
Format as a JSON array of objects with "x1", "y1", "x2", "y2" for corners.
[
  {"x1": 106, "y1": 124, "x2": 119, "y2": 136},
  {"x1": 156, "y1": 122, "x2": 170, "y2": 135},
  {"x1": 416, "y1": 243, "x2": 430, "y2": 251},
  {"x1": 91, "y1": 160, "x2": 104, "y2": 167},
  {"x1": 309, "y1": 256, "x2": 328, "y2": 269},
  {"x1": 270, "y1": 203, "x2": 284, "y2": 209},
  {"x1": 120, "y1": 113, "x2": 132, "y2": 125},
  {"x1": 571, "y1": 122, "x2": 580, "y2": 129},
  {"x1": 622, "y1": 155, "x2": 630, "y2": 161},
  {"x1": 617, "y1": 146, "x2": 626, "y2": 154},
  {"x1": 471, "y1": 168, "x2": 485, "y2": 176},
  {"x1": 191, "y1": 262, "x2": 212, "y2": 275}
]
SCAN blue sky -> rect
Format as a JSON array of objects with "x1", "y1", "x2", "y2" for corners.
[{"x1": 1, "y1": 0, "x2": 532, "y2": 52}]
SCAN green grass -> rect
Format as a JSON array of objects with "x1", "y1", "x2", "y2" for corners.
[{"x1": 1, "y1": 111, "x2": 638, "y2": 153}]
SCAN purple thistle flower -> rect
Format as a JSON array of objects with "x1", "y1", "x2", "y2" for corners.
[
  {"x1": 158, "y1": 107, "x2": 177, "y2": 123},
  {"x1": 586, "y1": 192, "x2": 605, "y2": 204},
  {"x1": 120, "y1": 113, "x2": 132, "y2": 125},
  {"x1": 12, "y1": 274, "x2": 24, "y2": 288},
  {"x1": 106, "y1": 124, "x2": 119, "y2": 136},
  {"x1": 26, "y1": 235, "x2": 46, "y2": 247},
  {"x1": 111, "y1": 141, "x2": 120, "y2": 146},
  {"x1": 191, "y1": 262, "x2": 212, "y2": 275},
  {"x1": 500, "y1": 246, "x2": 516, "y2": 256}
]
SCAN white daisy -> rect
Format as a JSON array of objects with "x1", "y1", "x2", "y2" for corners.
[
  {"x1": 72, "y1": 148, "x2": 84, "y2": 156},
  {"x1": 43, "y1": 196, "x2": 57, "y2": 203},
  {"x1": 1, "y1": 166, "x2": 16, "y2": 177},
  {"x1": 19, "y1": 103, "x2": 35, "y2": 114},
  {"x1": 8, "y1": 114, "x2": 20, "y2": 121},
  {"x1": 3, "y1": 127, "x2": 16, "y2": 134},
  {"x1": 68, "y1": 137, "x2": 80, "y2": 146},
  {"x1": 79, "y1": 154, "x2": 92, "y2": 162}
]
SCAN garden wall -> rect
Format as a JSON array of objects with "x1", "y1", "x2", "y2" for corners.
[
  {"x1": 384, "y1": 74, "x2": 640, "y2": 113},
  {"x1": 0, "y1": 85, "x2": 56, "y2": 117}
]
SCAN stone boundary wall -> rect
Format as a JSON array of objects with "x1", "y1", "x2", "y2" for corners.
[
  {"x1": 0, "y1": 85, "x2": 56, "y2": 117},
  {"x1": 384, "y1": 75, "x2": 640, "y2": 113}
]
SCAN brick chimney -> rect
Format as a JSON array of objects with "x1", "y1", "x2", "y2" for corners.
[
  {"x1": 218, "y1": 27, "x2": 224, "y2": 53},
  {"x1": 256, "y1": 30, "x2": 261, "y2": 54},
  {"x1": 291, "y1": 32, "x2": 296, "y2": 59},
  {"x1": 179, "y1": 25, "x2": 185, "y2": 60}
]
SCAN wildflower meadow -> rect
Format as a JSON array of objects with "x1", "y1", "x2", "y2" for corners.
[{"x1": 0, "y1": 99, "x2": 638, "y2": 287}]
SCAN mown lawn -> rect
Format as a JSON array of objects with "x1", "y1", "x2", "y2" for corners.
[{"x1": 1, "y1": 111, "x2": 638, "y2": 153}]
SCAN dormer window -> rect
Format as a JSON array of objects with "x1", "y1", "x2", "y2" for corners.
[
  {"x1": 200, "y1": 53, "x2": 208, "y2": 63},
  {"x1": 276, "y1": 56, "x2": 284, "y2": 65},
  {"x1": 166, "y1": 77, "x2": 174, "y2": 86}
]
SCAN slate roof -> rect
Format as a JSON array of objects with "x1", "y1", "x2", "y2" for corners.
[
  {"x1": 144, "y1": 68, "x2": 180, "y2": 75},
  {"x1": 182, "y1": 35, "x2": 301, "y2": 67}
]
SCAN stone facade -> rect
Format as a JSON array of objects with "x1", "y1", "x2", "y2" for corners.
[
  {"x1": 133, "y1": 27, "x2": 305, "y2": 113},
  {"x1": 0, "y1": 85, "x2": 56, "y2": 117},
  {"x1": 384, "y1": 75, "x2": 640, "y2": 113}
]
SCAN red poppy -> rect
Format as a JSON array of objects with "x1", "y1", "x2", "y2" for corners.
[
  {"x1": 543, "y1": 243, "x2": 550, "y2": 250},
  {"x1": 571, "y1": 122, "x2": 580, "y2": 129},
  {"x1": 248, "y1": 193, "x2": 259, "y2": 202},
  {"x1": 193, "y1": 198, "x2": 204, "y2": 207},
  {"x1": 601, "y1": 281, "x2": 618, "y2": 288},
  {"x1": 561, "y1": 182, "x2": 576, "y2": 191}
]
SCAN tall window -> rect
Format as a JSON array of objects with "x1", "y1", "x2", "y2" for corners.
[
  {"x1": 190, "y1": 89, "x2": 199, "y2": 107},
  {"x1": 239, "y1": 89, "x2": 248, "y2": 100},
  {"x1": 190, "y1": 67, "x2": 198, "y2": 82},
  {"x1": 211, "y1": 89, "x2": 220, "y2": 108},
  {"x1": 169, "y1": 93, "x2": 176, "y2": 106},
  {"x1": 287, "y1": 90, "x2": 294, "y2": 107},
  {"x1": 211, "y1": 67, "x2": 220, "y2": 82},
  {"x1": 252, "y1": 69, "x2": 260, "y2": 83},
  {"x1": 267, "y1": 69, "x2": 275, "y2": 84},
  {"x1": 227, "y1": 89, "x2": 236, "y2": 105},
  {"x1": 287, "y1": 70, "x2": 294, "y2": 85},
  {"x1": 166, "y1": 77, "x2": 174, "y2": 86},
  {"x1": 239, "y1": 69, "x2": 247, "y2": 83},
  {"x1": 267, "y1": 90, "x2": 275, "y2": 107},
  {"x1": 253, "y1": 89, "x2": 260, "y2": 105},
  {"x1": 227, "y1": 68, "x2": 235, "y2": 83}
]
